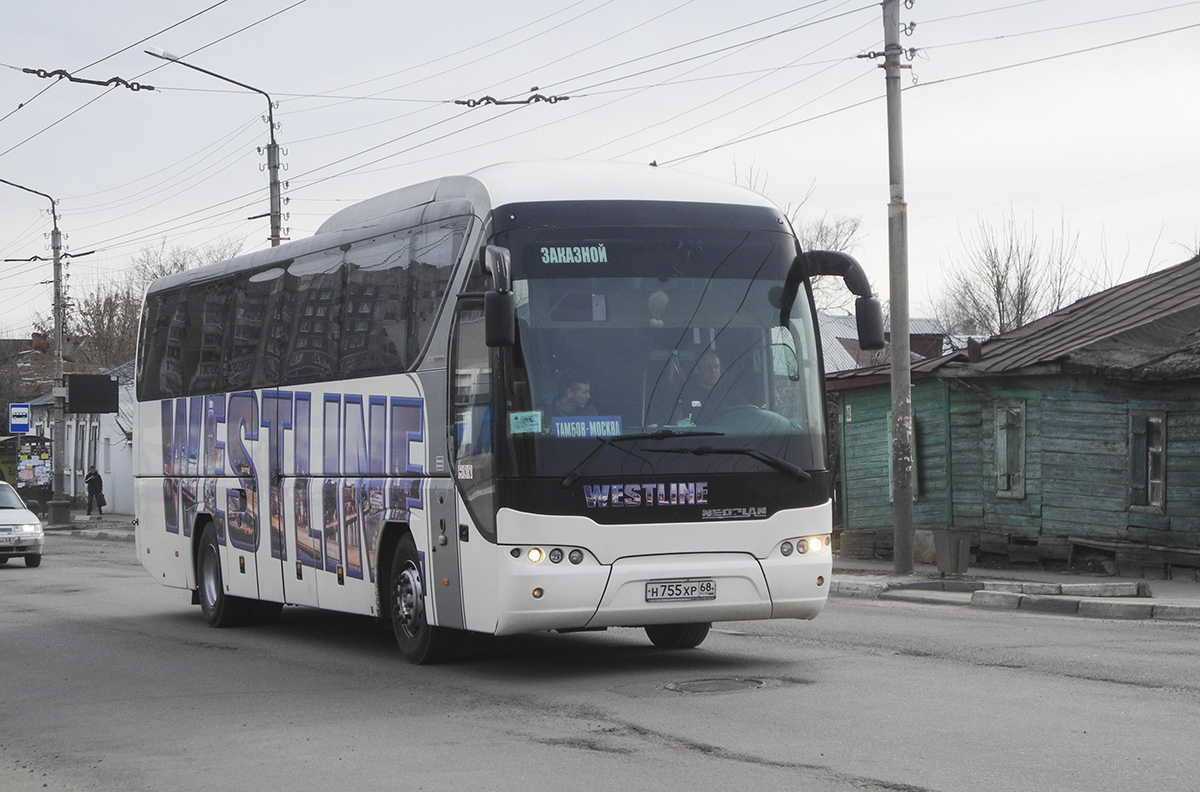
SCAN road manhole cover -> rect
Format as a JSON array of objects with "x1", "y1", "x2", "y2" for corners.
[{"x1": 665, "y1": 677, "x2": 766, "y2": 694}]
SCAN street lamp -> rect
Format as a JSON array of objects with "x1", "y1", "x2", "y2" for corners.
[{"x1": 145, "y1": 48, "x2": 284, "y2": 246}]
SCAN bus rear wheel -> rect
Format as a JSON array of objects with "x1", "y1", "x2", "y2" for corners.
[
  {"x1": 197, "y1": 522, "x2": 252, "y2": 627},
  {"x1": 388, "y1": 534, "x2": 456, "y2": 664},
  {"x1": 644, "y1": 622, "x2": 711, "y2": 649}
]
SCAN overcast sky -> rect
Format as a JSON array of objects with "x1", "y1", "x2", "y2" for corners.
[{"x1": 2, "y1": 0, "x2": 1197, "y2": 339}]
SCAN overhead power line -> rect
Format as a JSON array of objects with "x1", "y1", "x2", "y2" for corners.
[
  {"x1": 910, "y1": 20, "x2": 1200, "y2": 90},
  {"x1": 0, "y1": 0, "x2": 233, "y2": 127},
  {"x1": 662, "y1": 17, "x2": 1200, "y2": 166}
]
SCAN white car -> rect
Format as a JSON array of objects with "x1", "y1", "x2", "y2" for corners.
[{"x1": 0, "y1": 481, "x2": 44, "y2": 568}]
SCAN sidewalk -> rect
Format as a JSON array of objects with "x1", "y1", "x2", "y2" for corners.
[
  {"x1": 44, "y1": 511, "x2": 137, "y2": 543},
  {"x1": 832, "y1": 556, "x2": 1200, "y2": 621}
]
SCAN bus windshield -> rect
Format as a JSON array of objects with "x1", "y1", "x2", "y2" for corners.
[{"x1": 496, "y1": 224, "x2": 827, "y2": 480}]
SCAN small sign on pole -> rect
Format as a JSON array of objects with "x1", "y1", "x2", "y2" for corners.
[{"x1": 9, "y1": 403, "x2": 31, "y2": 434}]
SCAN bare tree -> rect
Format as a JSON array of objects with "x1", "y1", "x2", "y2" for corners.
[
  {"x1": 33, "y1": 237, "x2": 245, "y2": 370},
  {"x1": 934, "y1": 213, "x2": 1083, "y2": 338},
  {"x1": 71, "y1": 283, "x2": 144, "y2": 367},
  {"x1": 731, "y1": 162, "x2": 869, "y2": 313},
  {"x1": 125, "y1": 237, "x2": 244, "y2": 293}
]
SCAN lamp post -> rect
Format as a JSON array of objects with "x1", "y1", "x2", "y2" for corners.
[
  {"x1": 0, "y1": 177, "x2": 70, "y2": 521},
  {"x1": 146, "y1": 49, "x2": 283, "y2": 246}
]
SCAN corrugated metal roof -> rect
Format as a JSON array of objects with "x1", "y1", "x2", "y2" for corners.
[
  {"x1": 819, "y1": 313, "x2": 860, "y2": 373},
  {"x1": 818, "y1": 313, "x2": 946, "y2": 373},
  {"x1": 965, "y1": 254, "x2": 1200, "y2": 373}
]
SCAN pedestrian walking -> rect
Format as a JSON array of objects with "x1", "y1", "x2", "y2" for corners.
[{"x1": 85, "y1": 465, "x2": 105, "y2": 516}]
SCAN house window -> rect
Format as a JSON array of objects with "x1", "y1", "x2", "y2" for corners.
[
  {"x1": 1129, "y1": 411, "x2": 1165, "y2": 511},
  {"x1": 88, "y1": 422, "x2": 99, "y2": 470},
  {"x1": 995, "y1": 402, "x2": 1025, "y2": 499}
]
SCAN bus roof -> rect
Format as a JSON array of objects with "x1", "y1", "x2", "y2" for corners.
[{"x1": 315, "y1": 160, "x2": 779, "y2": 235}]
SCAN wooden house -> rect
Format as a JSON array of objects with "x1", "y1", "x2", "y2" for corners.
[{"x1": 828, "y1": 254, "x2": 1200, "y2": 580}]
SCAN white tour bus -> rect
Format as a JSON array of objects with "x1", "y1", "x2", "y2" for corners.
[{"x1": 134, "y1": 161, "x2": 883, "y2": 663}]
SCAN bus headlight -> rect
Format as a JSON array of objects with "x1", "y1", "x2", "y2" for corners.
[
  {"x1": 548, "y1": 548, "x2": 564, "y2": 564},
  {"x1": 527, "y1": 547, "x2": 545, "y2": 564},
  {"x1": 568, "y1": 549, "x2": 584, "y2": 565},
  {"x1": 780, "y1": 541, "x2": 793, "y2": 557}
]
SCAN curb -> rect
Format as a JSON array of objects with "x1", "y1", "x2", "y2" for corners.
[
  {"x1": 832, "y1": 576, "x2": 1200, "y2": 621},
  {"x1": 970, "y1": 589, "x2": 1200, "y2": 620},
  {"x1": 46, "y1": 525, "x2": 136, "y2": 543}
]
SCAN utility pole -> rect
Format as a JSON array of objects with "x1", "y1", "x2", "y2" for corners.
[
  {"x1": 883, "y1": 0, "x2": 914, "y2": 574},
  {"x1": 0, "y1": 178, "x2": 70, "y2": 522}
]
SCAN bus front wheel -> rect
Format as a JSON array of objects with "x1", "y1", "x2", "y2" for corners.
[
  {"x1": 644, "y1": 622, "x2": 711, "y2": 649},
  {"x1": 388, "y1": 534, "x2": 456, "y2": 664},
  {"x1": 197, "y1": 522, "x2": 252, "y2": 627}
]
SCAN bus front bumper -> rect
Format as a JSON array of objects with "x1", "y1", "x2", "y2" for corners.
[{"x1": 493, "y1": 549, "x2": 831, "y2": 635}]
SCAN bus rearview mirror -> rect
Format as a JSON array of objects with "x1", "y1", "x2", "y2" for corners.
[
  {"x1": 485, "y1": 290, "x2": 516, "y2": 348},
  {"x1": 484, "y1": 245, "x2": 512, "y2": 294},
  {"x1": 856, "y1": 297, "x2": 885, "y2": 351}
]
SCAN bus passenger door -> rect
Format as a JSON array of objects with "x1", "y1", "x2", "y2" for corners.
[{"x1": 448, "y1": 302, "x2": 497, "y2": 632}]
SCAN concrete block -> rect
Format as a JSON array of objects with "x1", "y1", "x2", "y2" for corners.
[
  {"x1": 1077, "y1": 599, "x2": 1155, "y2": 620},
  {"x1": 1017, "y1": 582, "x2": 1063, "y2": 596},
  {"x1": 1151, "y1": 604, "x2": 1200, "y2": 621},
  {"x1": 896, "y1": 581, "x2": 947, "y2": 591},
  {"x1": 831, "y1": 580, "x2": 888, "y2": 599},
  {"x1": 983, "y1": 581, "x2": 1061, "y2": 595},
  {"x1": 1019, "y1": 595, "x2": 1080, "y2": 614},
  {"x1": 1058, "y1": 582, "x2": 1140, "y2": 598},
  {"x1": 971, "y1": 590, "x2": 1022, "y2": 609},
  {"x1": 880, "y1": 589, "x2": 972, "y2": 607}
]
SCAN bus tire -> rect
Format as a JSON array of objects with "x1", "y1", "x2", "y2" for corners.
[
  {"x1": 644, "y1": 622, "x2": 711, "y2": 649},
  {"x1": 388, "y1": 533, "x2": 455, "y2": 664},
  {"x1": 197, "y1": 522, "x2": 252, "y2": 628}
]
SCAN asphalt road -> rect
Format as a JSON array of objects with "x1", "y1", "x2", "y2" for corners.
[{"x1": 3, "y1": 535, "x2": 1198, "y2": 792}]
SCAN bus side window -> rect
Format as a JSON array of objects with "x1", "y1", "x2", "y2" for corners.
[
  {"x1": 138, "y1": 289, "x2": 184, "y2": 401},
  {"x1": 281, "y1": 252, "x2": 343, "y2": 387},
  {"x1": 340, "y1": 236, "x2": 408, "y2": 379}
]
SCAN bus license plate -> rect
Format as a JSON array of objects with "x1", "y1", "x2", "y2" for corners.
[{"x1": 645, "y1": 579, "x2": 716, "y2": 602}]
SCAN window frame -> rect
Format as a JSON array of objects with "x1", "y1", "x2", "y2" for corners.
[
  {"x1": 1128, "y1": 410, "x2": 1166, "y2": 513},
  {"x1": 994, "y1": 401, "x2": 1026, "y2": 500}
]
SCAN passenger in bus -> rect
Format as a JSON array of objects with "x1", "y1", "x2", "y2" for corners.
[{"x1": 546, "y1": 373, "x2": 598, "y2": 418}]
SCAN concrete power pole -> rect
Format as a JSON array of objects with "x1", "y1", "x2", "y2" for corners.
[
  {"x1": 883, "y1": 0, "x2": 915, "y2": 574},
  {"x1": 0, "y1": 178, "x2": 70, "y2": 521},
  {"x1": 50, "y1": 216, "x2": 67, "y2": 509}
]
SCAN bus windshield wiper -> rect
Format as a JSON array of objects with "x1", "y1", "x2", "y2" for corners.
[
  {"x1": 650, "y1": 445, "x2": 812, "y2": 481},
  {"x1": 560, "y1": 429, "x2": 725, "y2": 488}
]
